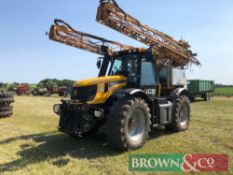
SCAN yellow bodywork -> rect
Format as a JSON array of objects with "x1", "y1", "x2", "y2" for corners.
[{"x1": 73, "y1": 75, "x2": 127, "y2": 104}]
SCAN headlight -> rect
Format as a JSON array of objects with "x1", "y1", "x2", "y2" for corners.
[
  {"x1": 94, "y1": 109, "x2": 104, "y2": 118},
  {"x1": 53, "y1": 104, "x2": 61, "y2": 115}
]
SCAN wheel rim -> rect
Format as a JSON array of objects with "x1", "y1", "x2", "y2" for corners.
[
  {"x1": 179, "y1": 103, "x2": 189, "y2": 126},
  {"x1": 127, "y1": 108, "x2": 146, "y2": 142}
]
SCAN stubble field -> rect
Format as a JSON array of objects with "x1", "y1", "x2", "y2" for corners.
[{"x1": 0, "y1": 96, "x2": 232, "y2": 175}]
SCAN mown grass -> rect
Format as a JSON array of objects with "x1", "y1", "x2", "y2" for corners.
[
  {"x1": 0, "y1": 96, "x2": 232, "y2": 175},
  {"x1": 214, "y1": 86, "x2": 233, "y2": 96}
]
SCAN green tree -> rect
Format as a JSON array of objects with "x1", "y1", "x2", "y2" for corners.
[
  {"x1": 62, "y1": 79, "x2": 75, "y2": 87},
  {"x1": 37, "y1": 78, "x2": 75, "y2": 89},
  {"x1": 38, "y1": 79, "x2": 57, "y2": 89},
  {"x1": 7, "y1": 84, "x2": 15, "y2": 91}
]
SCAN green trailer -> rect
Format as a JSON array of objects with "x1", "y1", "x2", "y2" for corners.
[{"x1": 187, "y1": 80, "x2": 215, "y2": 101}]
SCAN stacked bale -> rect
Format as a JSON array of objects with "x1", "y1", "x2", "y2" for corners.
[{"x1": 0, "y1": 91, "x2": 14, "y2": 118}]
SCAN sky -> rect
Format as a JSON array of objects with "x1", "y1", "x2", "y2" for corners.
[{"x1": 0, "y1": 0, "x2": 233, "y2": 84}]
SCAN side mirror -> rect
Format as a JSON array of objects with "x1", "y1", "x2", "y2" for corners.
[{"x1": 96, "y1": 58, "x2": 103, "y2": 69}]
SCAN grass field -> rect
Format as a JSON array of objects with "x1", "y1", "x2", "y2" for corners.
[
  {"x1": 214, "y1": 87, "x2": 233, "y2": 96},
  {"x1": 0, "y1": 96, "x2": 232, "y2": 175}
]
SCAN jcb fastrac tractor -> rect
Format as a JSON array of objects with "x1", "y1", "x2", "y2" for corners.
[{"x1": 49, "y1": 0, "x2": 200, "y2": 150}]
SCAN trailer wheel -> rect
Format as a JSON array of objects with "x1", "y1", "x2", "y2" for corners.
[
  {"x1": 204, "y1": 93, "x2": 210, "y2": 101},
  {"x1": 165, "y1": 95, "x2": 190, "y2": 132},
  {"x1": 189, "y1": 96, "x2": 195, "y2": 102},
  {"x1": 106, "y1": 97, "x2": 151, "y2": 150}
]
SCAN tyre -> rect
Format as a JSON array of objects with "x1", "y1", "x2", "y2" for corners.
[
  {"x1": 32, "y1": 89, "x2": 38, "y2": 96},
  {"x1": 0, "y1": 97, "x2": 15, "y2": 105},
  {"x1": 0, "y1": 91, "x2": 14, "y2": 98},
  {"x1": 0, "y1": 110, "x2": 13, "y2": 118},
  {"x1": 106, "y1": 97, "x2": 151, "y2": 150},
  {"x1": 189, "y1": 96, "x2": 195, "y2": 102},
  {"x1": 165, "y1": 95, "x2": 190, "y2": 132},
  {"x1": 204, "y1": 92, "x2": 210, "y2": 101},
  {"x1": 0, "y1": 105, "x2": 13, "y2": 112}
]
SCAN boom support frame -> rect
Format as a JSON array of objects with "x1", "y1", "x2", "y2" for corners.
[{"x1": 96, "y1": 0, "x2": 200, "y2": 66}]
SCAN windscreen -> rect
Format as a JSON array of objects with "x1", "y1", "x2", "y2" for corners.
[{"x1": 109, "y1": 58, "x2": 123, "y2": 75}]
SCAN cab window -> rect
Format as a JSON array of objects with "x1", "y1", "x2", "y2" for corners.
[
  {"x1": 140, "y1": 60, "x2": 156, "y2": 86},
  {"x1": 127, "y1": 56, "x2": 139, "y2": 86},
  {"x1": 110, "y1": 59, "x2": 122, "y2": 75}
]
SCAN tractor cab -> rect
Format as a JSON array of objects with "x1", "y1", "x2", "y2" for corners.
[{"x1": 98, "y1": 49, "x2": 159, "y2": 97}]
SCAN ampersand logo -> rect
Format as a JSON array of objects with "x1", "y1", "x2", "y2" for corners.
[{"x1": 181, "y1": 154, "x2": 228, "y2": 172}]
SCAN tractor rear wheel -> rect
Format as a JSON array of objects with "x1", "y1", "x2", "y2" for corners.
[
  {"x1": 106, "y1": 97, "x2": 151, "y2": 150},
  {"x1": 165, "y1": 95, "x2": 190, "y2": 132}
]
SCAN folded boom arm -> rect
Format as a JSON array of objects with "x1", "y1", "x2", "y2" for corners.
[{"x1": 48, "y1": 19, "x2": 133, "y2": 56}]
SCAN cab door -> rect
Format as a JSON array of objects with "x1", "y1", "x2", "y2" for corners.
[{"x1": 140, "y1": 58, "x2": 157, "y2": 97}]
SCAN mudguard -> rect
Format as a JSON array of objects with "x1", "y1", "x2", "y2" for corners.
[
  {"x1": 109, "y1": 88, "x2": 152, "y2": 105},
  {"x1": 172, "y1": 87, "x2": 189, "y2": 98}
]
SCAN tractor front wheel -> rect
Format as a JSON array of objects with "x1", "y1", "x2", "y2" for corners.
[{"x1": 106, "y1": 97, "x2": 151, "y2": 150}]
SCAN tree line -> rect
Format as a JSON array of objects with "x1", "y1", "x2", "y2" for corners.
[{"x1": 0, "y1": 79, "x2": 75, "y2": 91}]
